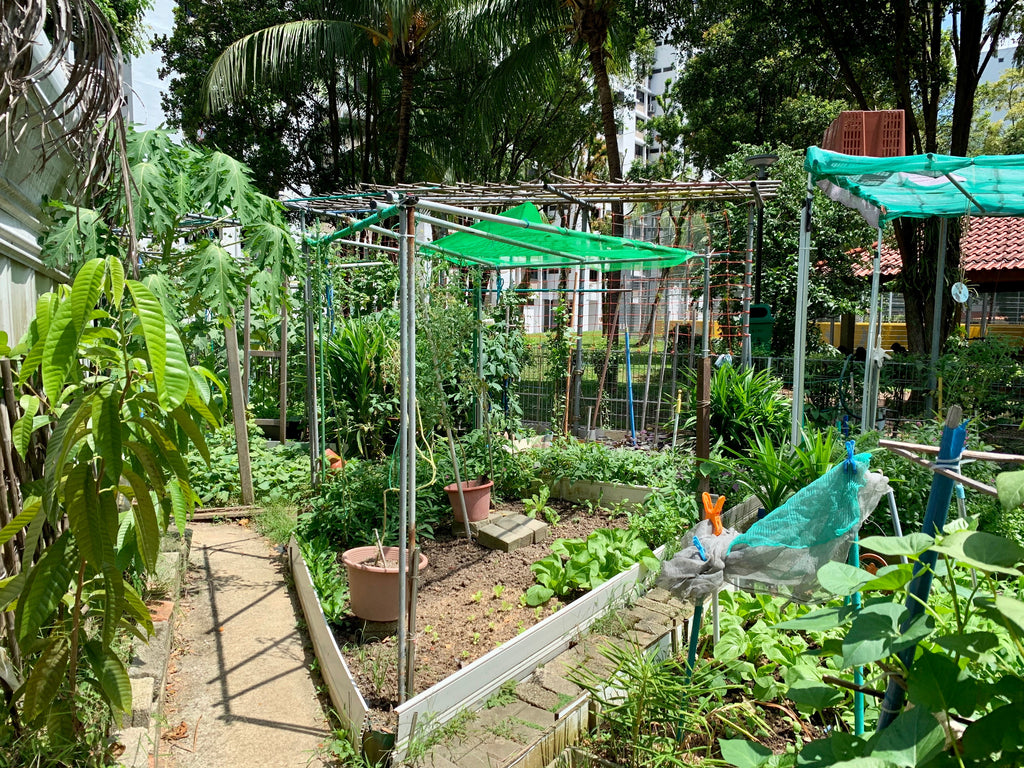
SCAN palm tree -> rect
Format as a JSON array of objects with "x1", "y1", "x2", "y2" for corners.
[{"x1": 204, "y1": 0, "x2": 483, "y2": 183}]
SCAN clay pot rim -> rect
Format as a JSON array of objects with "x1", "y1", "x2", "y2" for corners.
[
  {"x1": 341, "y1": 545, "x2": 428, "y2": 574},
  {"x1": 443, "y1": 479, "x2": 494, "y2": 493}
]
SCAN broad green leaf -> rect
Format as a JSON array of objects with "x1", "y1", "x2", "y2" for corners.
[
  {"x1": 166, "y1": 477, "x2": 191, "y2": 535},
  {"x1": 124, "y1": 468, "x2": 160, "y2": 572},
  {"x1": 907, "y1": 649, "x2": 976, "y2": 716},
  {"x1": 841, "y1": 604, "x2": 932, "y2": 668},
  {"x1": 127, "y1": 279, "x2": 168, "y2": 400},
  {"x1": 40, "y1": 293, "x2": 79, "y2": 398},
  {"x1": 64, "y1": 464, "x2": 115, "y2": 571},
  {"x1": 0, "y1": 571, "x2": 27, "y2": 612},
  {"x1": 170, "y1": 407, "x2": 210, "y2": 463},
  {"x1": 91, "y1": 383, "x2": 123, "y2": 483},
  {"x1": 775, "y1": 604, "x2": 856, "y2": 632},
  {"x1": 195, "y1": 150, "x2": 260, "y2": 221},
  {"x1": 974, "y1": 594, "x2": 1024, "y2": 637},
  {"x1": 12, "y1": 395, "x2": 39, "y2": 458},
  {"x1": 129, "y1": 160, "x2": 176, "y2": 237},
  {"x1": 124, "y1": 440, "x2": 166, "y2": 496},
  {"x1": 133, "y1": 418, "x2": 190, "y2": 481},
  {"x1": 121, "y1": 581, "x2": 155, "y2": 637},
  {"x1": 97, "y1": 489, "x2": 125, "y2": 647},
  {"x1": 867, "y1": 705, "x2": 945, "y2": 767},
  {"x1": 525, "y1": 584, "x2": 553, "y2": 606},
  {"x1": 83, "y1": 640, "x2": 132, "y2": 713},
  {"x1": 23, "y1": 634, "x2": 70, "y2": 722},
  {"x1": 794, "y1": 732, "x2": 866, "y2": 767},
  {"x1": 718, "y1": 738, "x2": 772, "y2": 768},
  {"x1": 0, "y1": 502, "x2": 40, "y2": 547},
  {"x1": 69, "y1": 258, "x2": 106, "y2": 334},
  {"x1": 0, "y1": 330, "x2": 8, "y2": 356},
  {"x1": 786, "y1": 679, "x2": 844, "y2": 712},
  {"x1": 863, "y1": 565, "x2": 914, "y2": 592},
  {"x1": 161, "y1": 319, "x2": 191, "y2": 410},
  {"x1": 14, "y1": 532, "x2": 72, "y2": 642},
  {"x1": 931, "y1": 530, "x2": 1024, "y2": 576},
  {"x1": 961, "y1": 704, "x2": 1024, "y2": 762},
  {"x1": 40, "y1": 205, "x2": 109, "y2": 270},
  {"x1": 996, "y1": 469, "x2": 1024, "y2": 512},
  {"x1": 106, "y1": 255, "x2": 125, "y2": 305},
  {"x1": 817, "y1": 561, "x2": 874, "y2": 596},
  {"x1": 932, "y1": 631, "x2": 999, "y2": 660},
  {"x1": 858, "y1": 534, "x2": 934, "y2": 558}
]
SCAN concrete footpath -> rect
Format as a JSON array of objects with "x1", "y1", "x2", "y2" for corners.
[{"x1": 158, "y1": 522, "x2": 333, "y2": 767}]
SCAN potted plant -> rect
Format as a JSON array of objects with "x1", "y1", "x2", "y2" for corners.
[
  {"x1": 444, "y1": 477, "x2": 494, "y2": 522},
  {"x1": 342, "y1": 545, "x2": 428, "y2": 623}
]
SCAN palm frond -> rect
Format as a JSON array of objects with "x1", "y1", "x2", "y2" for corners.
[{"x1": 204, "y1": 20, "x2": 361, "y2": 113}]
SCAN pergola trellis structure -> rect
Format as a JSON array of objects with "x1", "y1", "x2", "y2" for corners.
[
  {"x1": 283, "y1": 177, "x2": 778, "y2": 703},
  {"x1": 792, "y1": 148, "x2": 1024, "y2": 443}
]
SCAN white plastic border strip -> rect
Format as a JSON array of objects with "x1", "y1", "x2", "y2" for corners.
[
  {"x1": 288, "y1": 537, "x2": 369, "y2": 739},
  {"x1": 392, "y1": 543, "x2": 666, "y2": 760}
]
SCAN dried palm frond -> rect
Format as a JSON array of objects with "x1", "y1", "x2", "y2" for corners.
[{"x1": 1, "y1": 0, "x2": 128, "y2": 195}]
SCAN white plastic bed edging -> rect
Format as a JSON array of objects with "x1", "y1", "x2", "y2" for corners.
[
  {"x1": 288, "y1": 537, "x2": 369, "y2": 740},
  {"x1": 391, "y1": 543, "x2": 667, "y2": 760}
]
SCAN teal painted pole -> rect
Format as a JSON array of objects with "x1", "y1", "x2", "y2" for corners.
[
  {"x1": 851, "y1": 536, "x2": 865, "y2": 735},
  {"x1": 625, "y1": 327, "x2": 636, "y2": 445}
]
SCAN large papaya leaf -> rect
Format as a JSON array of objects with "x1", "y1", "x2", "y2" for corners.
[
  {"x1": 40, "y1": 204, "x2": 111, "y2": 272},
  {"x1": 194, "y1": 150, "x2": 260, "y2": 221},
  {"x1": 83, "y1": 640, "x2": 132, "y2": 713},
  {"x1": 15, "y1": 532, "x2": 73, "y2": 643},
  {"x1": 180, "y1": 240, "x2": 244, "y2": 321},
  {"x1": 23, "y1": 634, "x2": 70, "y2": 723},
  {"x1": 126, "y1": 279, "x2": 168, "y2": 400}
]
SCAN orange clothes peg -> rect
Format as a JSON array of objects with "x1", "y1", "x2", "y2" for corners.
[{"x1": 702, "y1": 492, "x2": 725, "y2": 536}]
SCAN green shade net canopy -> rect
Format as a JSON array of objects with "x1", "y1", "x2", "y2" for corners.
[
  {"x1": 419, "y1": 202, "x2": 698, "y2": 271},
  {"x1": 806, "y1": 147, "x2": 1024, "y2": 227}
]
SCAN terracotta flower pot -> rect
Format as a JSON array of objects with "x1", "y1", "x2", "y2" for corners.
[
  {"x1": 444, "y1": 479, "x2": 494, "y2": 522},
  {"x1": 341, "y1": 546, "x2": 428, "y2": 623}
]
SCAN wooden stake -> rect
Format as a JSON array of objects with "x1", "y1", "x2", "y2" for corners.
[
  {"x1": 224, "y1": 318, "x2": 255, "y2": 506},
  {"x1": 278, "y1": 302, "x2": 289, "y2": 445}
]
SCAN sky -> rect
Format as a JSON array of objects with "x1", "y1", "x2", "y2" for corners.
[{"x1": 126, "y1": 1, "x2": 178, "y2": 138}]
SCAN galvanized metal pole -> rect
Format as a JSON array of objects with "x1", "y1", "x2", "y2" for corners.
[
  {"x1": 790, "y1": 174, "x2": 813, "y2": 446},
  {"x1": 397, "y1": 203, "x2": 409, "y2": 703},
  {"x1": 404, "y1": 203, "x2": 419, "y2": 700},
  {"x1": 926, "y1": 218, "x2": 950, "y2": 417},
  {"x1": 861, "y1": 226, "x2": 884, "y2": 431},
  {"x1": 742, "y1": 203, "x2": 755, "y2": 368},
  {"x1": 302, "y1": 213, "x2": 320, "y2": 487}
]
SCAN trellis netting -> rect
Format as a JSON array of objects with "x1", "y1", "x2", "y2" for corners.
[{"x1": 659, "y1": 455, "x2": 890, "y2": 604}]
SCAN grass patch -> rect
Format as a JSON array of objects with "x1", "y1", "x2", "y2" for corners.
[
  {"x1": 486, "y1": 680, "x2": 519, "y2": 709},
  {"x1": 253, "y1": 502, "x2": 298, "y2": 545}
]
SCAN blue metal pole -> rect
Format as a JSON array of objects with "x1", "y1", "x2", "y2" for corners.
[{"x1": 877, "y1": 406, "x2": 966, "y2": 730}]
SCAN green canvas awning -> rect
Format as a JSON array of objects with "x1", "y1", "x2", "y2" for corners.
[
  {"x1": 805, "y1": 146, "x2": 1024, "y2": 226},
  {"x1": 419, "y1": 202, "x2": 697, "y2": 271}
]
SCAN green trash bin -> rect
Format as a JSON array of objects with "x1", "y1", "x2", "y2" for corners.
[{"x1": 749, "y1": 303, "x2": 774, "y2": 348}]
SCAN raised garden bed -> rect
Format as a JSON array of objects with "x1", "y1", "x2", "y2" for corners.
[{"x1": 289, "y1": 485, "x2": 760, "y2": 764}]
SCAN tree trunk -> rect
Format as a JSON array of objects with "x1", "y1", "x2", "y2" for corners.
[
  {"x1": 587, "y1": 35, "x2": 625, "y2": 341},
  {"x1": 326, "y1": 68, "x2": 342, "y2": 188},
  {"x1": 394, "y1": 64, "x2": 416, "y2": 183}
]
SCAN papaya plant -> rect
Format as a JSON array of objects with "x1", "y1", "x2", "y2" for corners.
[{"x1": 0, "y1": 257, "x2": 220, "y2": 738}]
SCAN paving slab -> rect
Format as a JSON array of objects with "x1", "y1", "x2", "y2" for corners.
[{"x1": 477, "y1": 514, "x2": 545, "y2": 552}]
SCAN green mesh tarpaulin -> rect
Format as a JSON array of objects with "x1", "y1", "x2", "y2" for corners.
[
  {"x1": 806, "y1": 147, "x2": 1024, "y2": 227},
  {"x1": 420, "y1": 202, "x2": 697, "y2": 271}
]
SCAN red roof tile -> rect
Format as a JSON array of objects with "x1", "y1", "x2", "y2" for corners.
[{"x1": 853, "y1": 217, "x2": 1024, "y2": 281}]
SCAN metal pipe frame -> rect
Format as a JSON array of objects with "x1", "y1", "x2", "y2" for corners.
[
  {"x1": 860, "y1": 225, "x2": 884, "y2": 431},
  {"x1": 926, "y1": 218, "x2": 950, "y2": 416},
  {"x1": 790, "y1": 173, "x2": 814, "y2": 446},
  {"x1": 742, "y1": 204, "x2": 754, "y2": 368}
]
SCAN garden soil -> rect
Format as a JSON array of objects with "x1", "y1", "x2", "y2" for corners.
[
  {"x1": 337, "y1": 500, "x2": 629, "y2": 725},
  {"x1": 157, "y1": 522, "x2": 334, "y2": 767}
]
